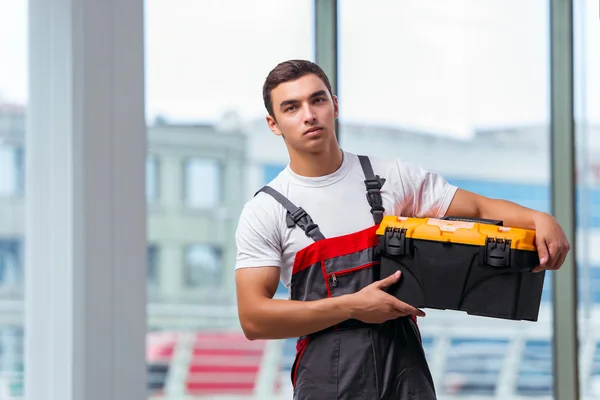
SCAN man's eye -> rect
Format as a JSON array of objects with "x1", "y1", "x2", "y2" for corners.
[{"x1": 285, "y1": 106, "x2": 296, "y2": 112}]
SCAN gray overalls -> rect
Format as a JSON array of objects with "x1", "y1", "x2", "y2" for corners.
[{"x1": 258, "y1": 156, "x2": 437, "y2": 400}]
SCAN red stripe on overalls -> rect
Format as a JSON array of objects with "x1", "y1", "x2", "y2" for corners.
[
  {"x1": 291, "y1": 225, "x2": 379, "y2": 276},
  {"x1": 292, "y1": 337, "x2": 310, "y2": 387}
]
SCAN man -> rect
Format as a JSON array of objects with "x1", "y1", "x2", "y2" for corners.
[{"x1": 234, "y1": 59, "x2": 569, "y2": 399}]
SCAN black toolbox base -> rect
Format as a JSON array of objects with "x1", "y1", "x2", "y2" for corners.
[{"x1": 379, "y1": 239, "x2": 545, "y2": 321}]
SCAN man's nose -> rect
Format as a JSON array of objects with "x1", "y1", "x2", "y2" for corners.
[{"x1": 302, "y1": 103, "x2": 317, "y2": 123}]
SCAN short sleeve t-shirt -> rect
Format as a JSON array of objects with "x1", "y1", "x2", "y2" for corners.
[{"x1": 235, "y1": 151, "x2": 458, "y2": 290}]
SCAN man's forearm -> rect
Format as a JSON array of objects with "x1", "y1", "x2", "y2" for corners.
[
  {"x1": 476, "y1": 198, "x2": 542, "y2": 230},
  {"x1": 240, "y1": 295, "x2": 355, "y2": 340},
  {"x1": 448, "y1": 189, "x2": 543, "y2": 230}
]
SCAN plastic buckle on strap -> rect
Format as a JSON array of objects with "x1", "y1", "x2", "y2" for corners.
[
  {"x1": 304, "y1": 223, "x2": 319, "y2": 237},
  {"x1": 287, "y1": 207, "x2": 308, "y2": 227},
  {"x1": 290, "y1": 207, "x2": 307, "y2": 222},
  {"x1": 364, "y1": 178, "x2": 383, "y2": 191}
]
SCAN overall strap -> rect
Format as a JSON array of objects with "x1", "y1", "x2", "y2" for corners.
[
  {"x1": 255, "y1": 186, "x2": 326, "y2": 242},
  {"x1": 358, "y1": 155, "x2": 386, "y2": 225}
]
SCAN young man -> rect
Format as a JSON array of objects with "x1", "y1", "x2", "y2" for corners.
[{"x1": 234, "y1": 60, "x2": 570, "y2": 399}]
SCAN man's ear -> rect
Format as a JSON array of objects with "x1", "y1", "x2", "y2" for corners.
[
  {"x1": 333, "y1": 95, "x2": 339, "y2": 119},
  {"x1": 266, "y1": 115, "x2": 283, "y2": 136}
]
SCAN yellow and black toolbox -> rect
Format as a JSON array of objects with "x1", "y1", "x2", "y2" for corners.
[{"x1": 376, "y1": 215, "x2": 545, "y2": 321}]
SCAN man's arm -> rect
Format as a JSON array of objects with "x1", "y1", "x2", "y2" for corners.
[
  {"x1": 235, "y1": 267, "x2": 424, "y2": 341},
  {"x1": 446, "y1": 188, "x2": 570, "y2": 272}
]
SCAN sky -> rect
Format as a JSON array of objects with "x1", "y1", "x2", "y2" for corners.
[{"x1": 0, "y1": 0, "x2": 598, "y2": 139}]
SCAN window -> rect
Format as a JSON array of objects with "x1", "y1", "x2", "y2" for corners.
[
  {"x1": 576, "y1": 2, "x2": 600, "y2": 396},
  {"x1": 184, "y1": 244, "x2": 222, "y2": 288},
  {"x1": 0, "y1": 239, "x2": 22, "y2": 288},
  {"x1": 339, "y1": 2, "x2": 554, "y2": 399},
  {"x1": 146, "y1": 156, "x2": 159, "y2": 202},
  {"x1": 147, "y1": 244, "x2": 159, "y2": 287},
  {"x1": 144, "y1": 0, "x2": 314, "y2": 390},
  {"x1": 0, "y1": 145, "x2": 23, "y2": 197},
  {"x1": 183, "y1": 158, "x2": 222, "y2": 209}
]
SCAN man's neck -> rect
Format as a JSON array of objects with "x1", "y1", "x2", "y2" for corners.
[{"x1": 288, "y1": 146, "x2": 344, "y2": 178}]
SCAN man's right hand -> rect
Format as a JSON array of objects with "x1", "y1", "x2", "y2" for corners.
[{"x1": 347, "y1": 270, "x2": 425, "y2": 324}]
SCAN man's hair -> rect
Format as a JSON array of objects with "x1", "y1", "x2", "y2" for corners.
[{"x1": 262, "y1": 59, "x2": 333, "y2": 118}]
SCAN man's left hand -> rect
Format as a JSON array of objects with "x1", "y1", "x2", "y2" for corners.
[{"x1": 531, "y1": 212, "x2": 571, "y2": 273}]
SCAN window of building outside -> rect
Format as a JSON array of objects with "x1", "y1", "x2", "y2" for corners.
[
  {"x1": 0, "y1": 240, "x2": 21, "y2": 288},
  {"x1": 0, "y1": 145, "x2": 23, "y2": 197},
  {"x1": 184, "y1": 244, "x2": 222, "y2": 288},
  {"x1": 147, "y1": 244, "x2": 160, "y2": 288},
  {"x1": 0, "y1": 0, "x2": 27, "y2": 396},
  {"x1": 146, "y1": 156, "x2": 160, "y2": 202},
  {"x1": 144, "y1": 0, "x2": 313, "y2": 398},
  {"x1": 183, "y1": 158, "x2": 222, "y2": 209}
]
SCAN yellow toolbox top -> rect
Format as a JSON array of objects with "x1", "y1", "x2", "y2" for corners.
[{"x1": 376, "y1": 216, "x2": 536, "y2": 251}]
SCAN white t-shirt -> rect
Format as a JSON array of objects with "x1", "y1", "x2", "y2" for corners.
[{"x1": 235, "y1": 151, "x2": 458, "y2": 290}]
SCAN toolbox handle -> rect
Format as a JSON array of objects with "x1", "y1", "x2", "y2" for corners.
[{"x1": 443, "y1": 216, "x2": 504, "y2": 226}]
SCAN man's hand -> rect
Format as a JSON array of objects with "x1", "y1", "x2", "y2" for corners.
[
  {"x1": 445, "y1": 189, "x2": 571, "y2": 273},
  {"x1": 531, "y1": 212, "x2": 571, "y2": 273},
  {"x1": 347, "y1": 270, "x2": 426, "y2": 323}
]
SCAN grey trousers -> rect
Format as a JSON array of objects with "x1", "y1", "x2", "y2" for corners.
[{"x1": 292, "y1": 317, "x2": 437, "y2": 400}]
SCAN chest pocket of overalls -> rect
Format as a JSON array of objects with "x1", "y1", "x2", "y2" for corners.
[{"x1": 324, "y1": 246, "x2": 381, "y2": 297}]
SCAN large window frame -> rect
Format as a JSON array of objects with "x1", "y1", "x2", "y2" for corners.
[{"x1": 23, "y1": 0, "x2": 578, "y2": 400}]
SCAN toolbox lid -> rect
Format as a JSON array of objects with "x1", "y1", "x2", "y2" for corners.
[{"x1": 376, "y1": 215, "x2": 536, "y2": 251}]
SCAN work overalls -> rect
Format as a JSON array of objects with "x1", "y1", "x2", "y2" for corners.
[{"x1": 258, "y1": 156, "x2": 437, "y2": 400}]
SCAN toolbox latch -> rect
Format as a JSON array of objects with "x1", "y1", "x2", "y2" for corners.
[
  {"x1": 484, "y1": 238, "x2": 511, "y2": 268},
  {"x1": 384, "y1": 228, "x2": 408, "y2": 256}
]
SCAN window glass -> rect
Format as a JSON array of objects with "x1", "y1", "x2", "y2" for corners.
[
  {"x1": 144, "y1": 0, "x2": 314, "y2": 397},
  {"x1": 575, "y1": 1, "x2": 600, "y2": 397},
  {"x1": 184, "y1": 244, "x2": 222, "y2": 289},
  {"x1": 184, "y1": 158, "x2": 221, "y2": 209},
  {"x1": 339, "y1": 1, "x2": 554, "y2": 397}
]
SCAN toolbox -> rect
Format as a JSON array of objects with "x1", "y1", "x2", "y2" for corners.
[{"x1": 376, "y1": 215, "x2": 545, "y2": 321}]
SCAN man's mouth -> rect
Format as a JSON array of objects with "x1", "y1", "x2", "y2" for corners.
[{"x1": 304, "y1": 127, "x2": 323, "y2": 135}]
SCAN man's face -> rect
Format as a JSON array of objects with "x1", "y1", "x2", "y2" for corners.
[{"x1": 266, "y1": 73, "x2": 338, "y2": 154}]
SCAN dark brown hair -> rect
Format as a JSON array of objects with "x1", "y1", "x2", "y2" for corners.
[{"x1": 262, "y1": 60, "x2": 333, "y2": 118}]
